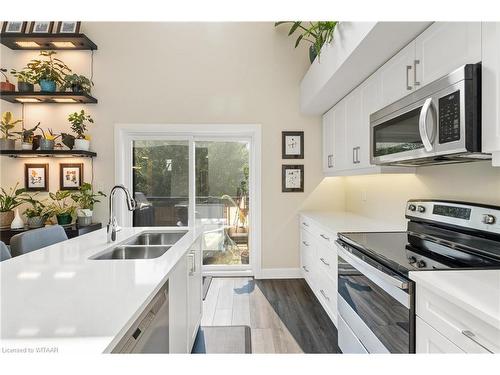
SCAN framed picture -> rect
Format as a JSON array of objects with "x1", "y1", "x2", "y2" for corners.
[
  {"x1": 56, "y1": 21, "x2": 81, "y2": 34},
  {"x1": 282, "y1": 165, "x2": 304, "y2": 193},
  {"x1": 1, "y1": 22, "x2": 27, "y2": 33},
  {"x1": 29, "y1": 21, "x2": 54, "y2": 34},
  {"x1": 60, "y1": 163, "x2": 83, "y2": 190},
  {"x1": 25, "y1": 164, "x2": 49, "y2": 191},
  {"x1": 282, "y1": 131, "x2": 304, "y2": 159}
]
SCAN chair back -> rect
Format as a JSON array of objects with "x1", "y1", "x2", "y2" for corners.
[
  {"x1": 10, "y1": 225, "x2": 68, "y2": 257},
  {"x1": 0, "y1": 241, "x2": 11, "y2": 261}
]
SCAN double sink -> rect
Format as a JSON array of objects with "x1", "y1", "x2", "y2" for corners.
[{"x1": 91, "y1": 231, "x2": 187, "y2": 260}]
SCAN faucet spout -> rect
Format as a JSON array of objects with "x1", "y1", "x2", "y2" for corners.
[{"x1": 107, "y1": 185, "x2": 137, "y2": 243}]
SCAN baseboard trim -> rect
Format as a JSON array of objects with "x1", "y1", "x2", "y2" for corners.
[{"x1": 257, "y1": 268, "x2": 302, "y2": 279}]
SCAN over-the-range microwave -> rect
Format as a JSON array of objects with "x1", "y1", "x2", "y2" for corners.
[{"x1": 370, "y1": 63, "x2": 491, "y2": 166}]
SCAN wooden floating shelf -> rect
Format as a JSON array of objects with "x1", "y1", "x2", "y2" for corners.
[
  {"x1": 0, "y1": 91, "x2": 97, "y2": 104},
  {"x1": 0, "y1": 33, "x2": 97, "y2": 50},
  {"x1": 0, "y1": 149, "x2": 97, "y2": 158}
]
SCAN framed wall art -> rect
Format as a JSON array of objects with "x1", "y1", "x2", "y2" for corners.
[
  {"x1": 56, "y1": 21, "x2": 81, "y2": 34},
  {"x1": 282, "y1": 164, "x2": 304, "y2": 193},
  {"x1": 1, "y1": 22, "x2": 27, "y2": 33},
  {"x1": 60, "y1": 163, "x2": 83, "y2": 190},
  {"x1": 25, "y1": 163, "x2": 49, "y2": 191},
  {"x1": 29, "y1": 21, "x2": 54, "y2": 34},
  {"x1": 282, "y1": 131, "x2": 304, "y2": 159}
]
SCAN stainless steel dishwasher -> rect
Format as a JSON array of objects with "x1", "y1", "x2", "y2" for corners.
[{"x1": 112, "y1": 281, "x2": 169, "y2": 353}]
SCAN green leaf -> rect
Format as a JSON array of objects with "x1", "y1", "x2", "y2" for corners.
[
  {"x1": 288, "y1": 22, "x2": 302, "y2": 36},
  {"x1": 294, "y1": 34, "x2": 304, "y2": 48}
]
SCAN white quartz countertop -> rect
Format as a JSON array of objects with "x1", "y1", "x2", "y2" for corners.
[
  {"x1": 300, "y1": 210, "x2": 406, "y2": 234},
  {"x1": 410, "y1": 270, "x2": 500, "y2": 330},
  {"x1": 0, "y1": 226, "x2": 201, "y2": 354}
]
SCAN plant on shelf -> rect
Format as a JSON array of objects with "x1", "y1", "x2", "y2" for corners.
[
  {"x1": 46, "y1": 190, "x2": 76, "y2": 226},
  {"x1": 60, "y1": 74, "x2": 93, "y2": 94},
  {"x1": 71, "y1": 183, "x2": 105, "y2": 226},
  {"x1": 0, "y1": 183, "x2": 28, "y2": 229},
  {"x1": 23, "y1": 196, "x2": 48, "y2": 229},
  {"x1": 26, "y1": 50, "x2": 71, "y2": 92},
  {"x1": 274, "y1": 21, "x2": 338, "y2": 63},
  {"x1": 1, "y1": 111, "x2": 22, "y2": 150},
  {"x1": 10, "y1": 68, "x2": 37, "y2": 92},
  {"x1": 1, "y1": 67, "x2": 15, "y2": 92},
  {"x1": 68, "y1": 110, "x2": 94, "y2": 151},
  {"x1": 14, "y1": 122, "x2": 40, "y2": 150},
  {"x1": 37, "y1": 127, "x2": 60, "y2": 150}
]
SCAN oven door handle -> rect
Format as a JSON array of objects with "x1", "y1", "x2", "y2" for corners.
[
  {"x1": 419, "y1": 97, "x2": 436, "y2": 152},
  {"x1": 336, "y1": 241, "x2": 409, "y2": 291}
]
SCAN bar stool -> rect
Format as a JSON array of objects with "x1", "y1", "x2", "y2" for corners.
[
  {"x1": 0, "y1": 241, "x2": 11, "y2": 261},
  {"x1": 10, "y1": 225, "x2": 68, "y2": 257}
]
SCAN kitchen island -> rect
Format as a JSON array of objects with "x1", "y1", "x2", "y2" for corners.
[{"x1": 0, "y1": 226, "x2": 203, "y2": 354}]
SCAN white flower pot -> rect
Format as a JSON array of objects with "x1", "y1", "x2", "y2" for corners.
[
  {"x1": 77, "y1": 209, "x2": 93, "y2": 227},
  {"x1": 74, "y1": 139, "x2": 90, "y2": 151},
  {"x1": 21, "y1": 142, "x2": 32, "y2": 150}
]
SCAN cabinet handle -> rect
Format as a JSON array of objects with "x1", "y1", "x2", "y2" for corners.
[
  {"x1": 414, "y1": 59, "x2": 420, "y2": 87},
  {"x1": 302, "y1": 241, "x2": 309, "y2": 247},
  {"x1": 352, "y1": 147, "x2": 356, "y2": 164},
  {"x1": 354, "y1": 146, "x2": 361, "y2": 164},
  {"x1": 461, "y1": 330, "x2": 494, "y2": 353},
  {"x1": 320, "y1": 257, "x2": 330, "y2": 267},
  {"x1": 406, "y1": 65, "x2": 412, "y2": 90},
  {"x1": 302, "y1": 265, "x2": 309, "y2": 273},
  {"x1": 320, "y1": 289, "x2": 330, "y2": 301},
  {"x1": 320, "y1": 234, "x2": 330, "y2": 241},
  {"x1": 188, "y1": 252, "x2": 196, "y2": 276},
  {"x1": 302, "y1": 222, "x2": 309, "y2": 227}
]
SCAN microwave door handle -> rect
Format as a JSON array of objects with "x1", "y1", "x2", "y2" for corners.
[{"x1": 419, "y1": 98, "x2": 435, "y2": 152}]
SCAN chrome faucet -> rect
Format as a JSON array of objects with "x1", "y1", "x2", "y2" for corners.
[{"x1": 107, "y1": 185, "x2": 137, "y2": 242}]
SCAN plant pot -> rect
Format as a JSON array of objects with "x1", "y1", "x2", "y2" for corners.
[
  {"x1": 39, "y1": 79, "x2": 57, "y2": 93},
  {"x1": 71, "y1": 84, "x2": 83, "y2": 93},
  {"x1": 27, "y1": 216, "x2": 46, "y2": 229},
  {"x1": 39, "y1": 139, "x2": 55, "y2": 150},
  {"x1": 56, "y1": 213, "x2": 73, "y2": 226},
  {"x1": 0, "y1": 138, "x2": 16, "y2": 150},
  {"x1": 0, "y1": 81, "x2": 15, "y2": 92},
  {"x1": 0, "y1": 211, "x2": 15, "y2": 229},
  {"x1": 21, "y1": 142, "x2": 32, "y2": 150},
  {"x1": 10, "y1": 208, "x2": 24, "y2": 229},
  {"x1": 74, "y1": 139, "x2": 90, "y2": 151},
  {"x1": 77, "y1": 208, "x2": 93, "y2": 227},
  {"x1": 309, "y1": 45, "x2": 318, "y2": 64},
  {"x1": 32, "y1": 135, "x2": 42, "y2": 150},
  {"x1": 18, "y1": 81, "x2": 34, "y2": 92},
  {"x1": 61, "y1": 133, "x2": 75, "y2": 150}
]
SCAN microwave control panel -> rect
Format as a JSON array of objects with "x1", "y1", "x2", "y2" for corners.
[{"x1": 438, "y1": 90, "x2": 461, "y2": 144}]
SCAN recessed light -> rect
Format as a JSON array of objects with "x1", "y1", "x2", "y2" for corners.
[
  {"x1": 15, "y1": 98, "x2": 41, "y2": 103},
  {"x1": 52, "y1": 98, "x2": 77, "y2": 103},
  {"x1": 50, "y1": 41, "x2": 76, "y2": 48},
  {"x1": 15, "y1": 41, "x2": 40, "y2": 48}
]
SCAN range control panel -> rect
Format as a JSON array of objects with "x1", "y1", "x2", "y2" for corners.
[
  {"x1": 438, "y1": 90, "x2": 461, "y2": 144},
  {"x1": 406, "y1": 200, "x2": 500, "y2": 235}
]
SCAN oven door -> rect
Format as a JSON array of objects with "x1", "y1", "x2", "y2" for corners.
[{"x1": 336, "y1": 240, "x2": 414, "y2": 353}]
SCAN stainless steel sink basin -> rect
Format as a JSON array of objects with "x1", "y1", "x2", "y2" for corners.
[
  {"x1": 91, "y1": 245, "x2": 171, "y2": 260},
  {"x1": 125, "y1": 231, "x2": 187, "y2": 246}
]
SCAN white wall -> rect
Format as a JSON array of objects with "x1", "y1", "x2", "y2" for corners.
[{"x1": 0, "y1": 22, "x2": 345, "y2": 270}]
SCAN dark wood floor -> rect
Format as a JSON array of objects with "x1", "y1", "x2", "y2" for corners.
[{"x1": 201, "y1": 277, "x2": 339, "y2": 353}]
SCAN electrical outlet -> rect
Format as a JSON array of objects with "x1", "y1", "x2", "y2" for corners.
[{"x1": 361, "y1": 190, "x2": 367, "y2": 202}]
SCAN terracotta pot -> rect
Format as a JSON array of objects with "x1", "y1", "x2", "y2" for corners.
[
  {"x1": 0, "y1": 81, "x2": 15, "y2": 92},
  {"x1": 0, "y1": 211, "x2": 15, "y2": 229}
]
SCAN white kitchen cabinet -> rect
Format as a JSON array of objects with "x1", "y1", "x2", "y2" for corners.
[
  {"x1": 322, "y1": 108, "x2": 335, "y2": 173},
  {"x1": 322, "y1": 100, "x2": 347, "y2": 174},
  {"x1": 168, "y1": 254, "x2": 188, "y2": 353},
  {"x1": 416, "y1": 317, "x2": 464, "y2": 353},
  {"x1": 359, "y1": 73, "x2": 383, "y2": 168},
  {"x1": 415, "y1": 22, "x2": 481, "y2": 88},
  {"x1": 187, "y1": 237, "x2": 202, "y2": 351},
  {"x1": 344, "y1": 85, "x2": 364, "y2": 169},
  {"x1": 482, "y1": 22, "x2": 500, "y2": 166}
]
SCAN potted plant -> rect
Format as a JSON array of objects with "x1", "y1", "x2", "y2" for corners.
[
  {"x1": 68, "y1": 110, "x2": 94, "y2": 151},
  {"x1": 23, "y1": 197, "x2": 48, "y2": 228},
  {"x1": 10, "y1": 68, "x2": 37, "y2": 92},
  {"x1": 0, "y1": 68, "x2": 15, "y2": 92},
  {"x1": 47, "y1": 190, "x2": 76, "y2": 226},
  {"x1": 1, "y1": 111, "x2": 22, "y2": 150},
  {"x1": 275, "y1": 21, "x2": 338, "y2": 63},
  {"x1": 0, "y1": 183, "x2": 28, "y2": 229},
  {"x1": 71, "y1": 183, "x2": 106, "y2": 226},
  {"x1": 26, "y1": 50, "x2": 71, "y2": 92},
  {"x1": 37, "y1": 127, "x2": 60, "y2": 150},
  {"x1": 60, "y1": 74, "x2": 93, "y2": 94},
  {"x1": 14, "y1": 122, "x2": 41, "y2": 150}
]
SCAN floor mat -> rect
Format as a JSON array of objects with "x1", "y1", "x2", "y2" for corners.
[
  {"x1": 202, "y1": 276, "x2": 213, "y2": 300},
  {"x1": 192, "y1": 326, "x2": 252, "y2": 354}
]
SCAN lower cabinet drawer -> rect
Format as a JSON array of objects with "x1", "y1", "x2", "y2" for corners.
[
  {"x1": 416, "y1": 285, "x2": 499, "y2": 353},
  {"x1": 315, "y1": 271, "x2": 337, "y2": 325},
  {"x1": 416, "y1": 316, "x2": 464, "y2": 353},
  {"x1": 338, "y1": 314, "x2": 368, "y2": 354},
  {"x1": 317, "y1": 243, "x2": 338, "y2": 282}
]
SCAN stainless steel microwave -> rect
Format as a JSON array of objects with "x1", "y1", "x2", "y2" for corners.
[{"x1": 370, "y1": 64, "x2": 490, "y2": 166}]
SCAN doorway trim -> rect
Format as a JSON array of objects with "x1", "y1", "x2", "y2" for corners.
[{"x1": 115, "y1": 123, "x2": 262, "y2": 278}]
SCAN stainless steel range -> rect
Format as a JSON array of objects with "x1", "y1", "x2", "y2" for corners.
[{"x1": 336, "y1": 200, "x2": 500, "y2": 353}]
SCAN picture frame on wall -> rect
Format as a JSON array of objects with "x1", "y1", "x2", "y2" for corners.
[
  {"x1": 56, "y1": 21, "x2": 81, "y2": 34},
  {"x1": 29, "y1": 21, "x2": 54, "y2": 34},
  {"x1": 282, "y1": 164, "x2": 304, "y2": 193},
  {"x1": 1, "y1": 22, "x2": 27, "y2": 33},
  {"x1": 282, "y1": 131, "x2": 304, "y2": 159},
  {"x1": 60, "y1": 163, "x2": 83, "y2": 190},
  {"x1": 25, "y1": 163, "x2": 49, "y2": 192}
]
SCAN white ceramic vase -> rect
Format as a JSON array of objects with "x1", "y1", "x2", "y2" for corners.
[
  {"x1": 74, "y1": 139, "x2": 90, "y2": 151},
  {"x1": 21, "y1": 142, "x2": 32, "y2": 150},
  {"x1": 10, "y1": 208, "x2": 24, "y2": 229}
]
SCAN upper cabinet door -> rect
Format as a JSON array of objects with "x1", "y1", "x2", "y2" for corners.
[
  {"x1": 415, "y1": 22, "x2": 481, "y2": 87},
  {"x1": 345, "y1": 86, "x2": 364, "y2": 169},
  {"x1": 360, "y1": 72, "x2": 383, "y2": 168},
  {"x1": 332, "y1": 100, "x2": 347, "y2": 172},
  {"x1": 322, "y1": 108, "x2": 335, "y2": 173},
  {"x1": 379, "y1": 42, "x2": 416, "y2": 108}
]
